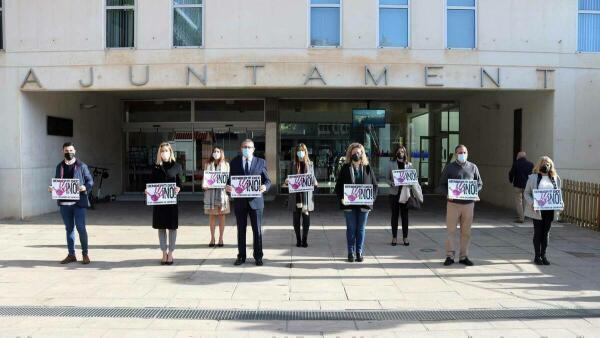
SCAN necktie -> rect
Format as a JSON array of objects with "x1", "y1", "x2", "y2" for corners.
[{"x1": 244, "y1": 160, "x2": 249, "y2": 175}]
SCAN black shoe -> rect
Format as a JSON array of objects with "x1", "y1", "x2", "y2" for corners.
[
  {"x1": 347, "y1": 253, "x2": 355, "y2": 262},
  {"x1": 234, "y1": 257, "x2": 246, "y2": 266},
  {"x1": 296, "y1": 241, "x2": 302, "y2": 247},
  {"x1": 391, "y1": 238, "x2": 397, "y2": 246},
  {"x1": 218, "y1": 242, "x2": 224, "y2": 247},
  {"x1": 459, "y1": 257, "x2": 474, "y2": 266},
  {"x1": 302, "y1": 241, "x2": 308, "y2": 248},
  {"x1": 255, "y1": 259, "x2": 263, "y2": 266},
  {"x1": 534, "y1": 257, "x2": 543, "y2": 265},
  {"x1": 443, "y1": 257, "x2": 454, "y2": 266},
  {"x1": 209, "y1": 240, "x2": 216, "y2": 248},
  {"x1": 403, "y1": 238, "x2": 410, "y2": 246},
  {"x1": 541, "y1": 256, "x2": 551, "y2": 265},
  {"x1": 356, "y1": 253, "x2": 364, "y2": 262}
]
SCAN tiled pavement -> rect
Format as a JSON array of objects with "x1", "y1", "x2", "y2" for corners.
[{"x1": 1, "y1": 196, "x2": 600, "y2": 337}]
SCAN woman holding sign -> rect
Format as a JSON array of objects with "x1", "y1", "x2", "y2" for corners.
[
  {"x1": 388, "y1": 145, "x2": 423, "y2": 246},
  {"x1": 146, "y1": 142, "x2": 182, "y2": 265},
  {"x1": 285, "y1": 143, "x2": 318, "y2": 248},
  {"x1": 203, "y1": 146, "x2": 230, "y2": 247},
  {"x1": 524, "y1": 156, "x2": 562, "y2": 266},
  {"x1": 335, "y1": 143, "x2": 378, "y2": 263}
]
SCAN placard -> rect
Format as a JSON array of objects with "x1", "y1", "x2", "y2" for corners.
[
  {"x1": 287, "y1": 174, "x2": 315, "y2": 193},
  {"x1": 146, "y1": 183, "x2": 178, "y2": 205},
  {"x1": 230, "y1": 175, "x2": 262, "y2": 198},
  {"x1": 51, "y1": 178, "x2": 80, "y2": 200},
  {"x1": 203, "y1": 171, "x2": 229, "y2": 189},
  {"x1": 343, "y1": 184, "x2": 375, "y2": 205},
  {"x1": 447, "y1": 179, "x2": 479, "y2": 201},
  {"x1": 533, "y1": 189, "x2": 564, "y2": 211},
  {"x1": 392, "y1": 169, "x2": 419, "y2": 186}
]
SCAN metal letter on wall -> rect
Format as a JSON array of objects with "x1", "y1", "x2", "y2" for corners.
[
  {"x1": 129, "y1": 65, "x2": 149, "y2": 86},
  {"x1": 20, "y1": 69, "x2": 43, "y2": 89},
  {"x1": 365, "y1": 66, "x2": 388, "y2": 86},
  {"x1": 79, "y1": 67, "x2": 94, "y2": 88},
  {"x1": 424, "y1": 66, "x2": 444, "y2": 87},
  {"x1": 304, "y1": 66, "x2": 327, "y2": 85},
  {"x1": 245, "y1": 64, "x2": 265, "y2": 85},
  {"x1": 187, "y1": 65, "x2": 207, "y2": 86},
  {"x1": 536, "y1": 68, "x2": 555, "y2": 89},
  {"x1": 481, "y1": 67, "x2": 501, "y2": 88}
]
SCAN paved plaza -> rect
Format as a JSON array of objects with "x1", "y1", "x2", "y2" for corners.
[{"x1": 1, "y1": 196, "x2": 600, "y2": 337}]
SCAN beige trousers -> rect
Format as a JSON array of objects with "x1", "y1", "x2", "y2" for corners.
[
  {"x1": 445, "y1": 202, "x2": 474, "y2": 259},
  {"x1": 514, "y1": 187, "x2": 525, "y2": 221}
]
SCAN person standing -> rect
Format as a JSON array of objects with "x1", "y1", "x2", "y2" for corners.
[
  {"x1": 146, "y1": 142, "x2": 182, "y2": 265},
  {"x1": 49, "y1": 142, "x2": 94, "y2": 265},
  {"x1": 203, "y1": 146, "x2": 230, "y2": 247},
  {"x1": 335, "y1": 143, "x2": 378, "y2": 263},
  {"x1": 438, "y1": 144, "x2": 483, "y2": 267},
  {"x1": 226, "y1": 139, "x2": 271, "y2": 266},
  {"x1": 508, "y1": 151, "x2": 534, "y2": 223},
  {"x1": 285, "y1": 143, "x2": 318, "y2": 248},
  {"x1": 388, "y1": 145, "x2": 423, "y2": 246},
  {"x1": 524, "y1": 156, "x2": 562, "y2": 266}
]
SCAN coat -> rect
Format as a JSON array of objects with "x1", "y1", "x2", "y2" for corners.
[
  {"x1": 151, "y1": 161, "x2": 183, "y2": 230},
  {"x1": 334, "y1": 163, "x2": 378, "y2": 211},
  {"x1": 387, "y1": 161, "x2": 424, "y2": 204},
  {"x1": 509, "y1": 158, "x2": 534, "y2": 189},
  {"x1": 524, "y1": 173, "x2": 562, "y2": 221},
  {"x1": 54, "y1": 159, "x2": 94, "y2": 208},
  {"x1": 287, "y1": 161, "x2": 316, "y2": 212}
]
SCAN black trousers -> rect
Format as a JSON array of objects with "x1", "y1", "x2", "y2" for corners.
[
  {"x1": 293, "y1": 208, "x2": 310, "y2": 243},
  {"x1": 234, "y1": 200, "x2": 263, "y2": 260},
  {"x1": 390, "y1": 195, "x2": 409, "y2": 239},
  {"x1": 533, "y1": 210, "x2": 553, "y2": 258}
]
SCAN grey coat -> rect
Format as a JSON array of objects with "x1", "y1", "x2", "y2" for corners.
[
  {"x1": 523, "y1": 173, "x2": 562, "y2": 221},
  {"x1": 287, "y1": 162, "x2": 316, "y2": 212}
]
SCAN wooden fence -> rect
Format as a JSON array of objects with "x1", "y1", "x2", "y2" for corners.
[{"x1": 561, "y1": 179, "x2": 600, "y2": 230}]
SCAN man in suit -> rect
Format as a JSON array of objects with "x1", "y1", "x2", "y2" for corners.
[{"x1": 226, "y1": 139, "x2": 271, "y2": 266}]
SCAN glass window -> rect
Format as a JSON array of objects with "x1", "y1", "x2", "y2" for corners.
[
  {"x1": 0, "y1": 0, "x2": 3, "y2": 50},
  {"x1": 106, "y1": 0, "x2": 135, "y2": 48},
  {"x1": 447, "y1": 0, "x2": 476, "y2": 49},
  {"x1": 310, "y1": 0, "x2": 341, "y2": 47},
  {"x1": 578, "y1": 0, "x2": 600, "y2": 52},
  {"x1": 127, "y1": 101, "x2": 191, "y2": 122},
  {"x1": 379, "y1": 0, "x2": 409, "y2": 47},
  {"x1": 173, "y1": 0, "x2": 203, "y2": 47},
  {"x1": 194, "y1": 100, "x2": 264, "y2": 122}
]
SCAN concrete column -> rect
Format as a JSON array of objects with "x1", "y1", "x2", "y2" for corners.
[{"x1": 265, "y1": 98, "x2": 279, "y2": 195}]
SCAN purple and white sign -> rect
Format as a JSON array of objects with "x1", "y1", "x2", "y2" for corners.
[
  {"x1": 392, "y1": 169, "x2": 418, "y2": 186},
  {"x1": 533, "y1": 189, "x2": 564, "y2": 211},
  {"x1": 343, "y1": 184, "x2": 374, "y2": 206},
  {"x1": 230, "y1": 175, "x2": 262, "y2": 198},
  {"x1": 203, "y1": 171, "x2": 229, "y2": 189},
  {"x1": 287, "y1": 174, "x2": 314, "y2": 193},
  {"x1": 146, "y1": 183, "x2": 177, "y2": 205},
  {"x1": 447, "y1": 179, "x2": 479, "y2": 201},
  {"x1": 51, "y1": 179, "x2": 80, "y2": 200}
]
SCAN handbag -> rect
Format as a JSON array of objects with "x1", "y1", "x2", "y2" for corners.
[{"x1": 406, "y1": 190, "x2": 421, "y2": 210}]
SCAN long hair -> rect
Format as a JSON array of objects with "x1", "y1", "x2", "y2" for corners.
[
  {"x1": 208, "y1": 146, "x2": 226, "y2": 167},
  {"x1": 344, "y1": 143, "x2": 369, "y2": 166},
  {"x1": 293, "y1": 143, "x2": 312, "y2": 173},
  {"x1": 155, "y1": 142, "x2": 176, "y2": 165},
  {"x1": 392, "y1": 144, "x2": 409, "y2": 162},
  {"x1": 532, "y1": 156, "x2": 558, "y2": 177}
]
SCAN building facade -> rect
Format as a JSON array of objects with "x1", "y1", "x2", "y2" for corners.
[{"x1": 1, "y1": 0, "x2": 599, "y2": 219}]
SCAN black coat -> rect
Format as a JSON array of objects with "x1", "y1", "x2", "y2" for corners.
[
  {"x1": 509, "y1": 158, "x2": 534, "y2": 189},
  {"x1": 151, "y1": 161, "x2": 183, "y2": 230},
  {"x1": 334, "y1": 163, "x2": 378, "y2": 210}
]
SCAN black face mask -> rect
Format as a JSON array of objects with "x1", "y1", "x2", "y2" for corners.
[
  {"x1": 540, "y1": 164, "x2": 550, "y2": 174},
  {"x1": 351, "y1": 153, "x2": 361, "y2": 162},
  {"x1": 64, "y1": 153, "x2": 75, "y2": 161},
  {"x1": 397, "y1": 153, "x2": 405, "y2": 161}
]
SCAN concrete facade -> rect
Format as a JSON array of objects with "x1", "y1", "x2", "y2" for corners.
[{"x1": 1, "y1": 0, "x2": 599, "y2": 218}]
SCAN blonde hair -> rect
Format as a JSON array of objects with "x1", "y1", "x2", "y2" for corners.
[
  {"x1": 532, "y1": 156, "x2": 558, "y2": 177},
  {"x1": 155, "y1": 142, "x2": 176, "y2": 165},
  {"x1": 344, "y1": 143, "x2": 369, "y2": 166}
]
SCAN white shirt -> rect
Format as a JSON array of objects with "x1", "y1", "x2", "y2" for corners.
[
  {"x1": 538, "y1": 176, "x2": 555, "y2": 189},
  {"x1": 243, "y1": 156, "x2": 253, "y2": 172}
]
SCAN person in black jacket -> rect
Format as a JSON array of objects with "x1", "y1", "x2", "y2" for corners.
[
  {"x1": 508, "y1": 151, "x2": 534, "y2": 223},
  {"x1": 48, "y1": 142, "x2": 94, "y2": 265},
  {"x1": 335, "y1": 143, "x2": 378, "y2": 263},
  {"x1": 145, "y1": 142, "x2": 182, "y2": 265}
]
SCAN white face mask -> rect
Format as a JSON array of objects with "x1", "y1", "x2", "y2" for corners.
[
  {"x1": 212, "y1": 152, "x2": 221, "y2": 160},
  {"x1": 161, "y1": 152, "x2": 171, "y2": 161},
  {"x1": 297, "y1": 151, "x2": 305, "y2": 159},
  {"x1": 457, "y1": 153, "x2": 468, "y2": 163}
]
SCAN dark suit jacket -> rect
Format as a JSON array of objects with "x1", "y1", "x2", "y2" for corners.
[
  {"x1": 228, "y1": 155, "x2": 271, "y2": 210},
  {"x1": 509, "y1": 158, "x2": 534, "y2": 189}
]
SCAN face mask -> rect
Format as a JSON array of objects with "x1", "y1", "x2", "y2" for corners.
[
  {"x1": 351, "y1": 153, "x2": 361, "y2": 162},
  {"x1": 212, "y1": 152, "x2": 221, "y2": 160},
  {"x1": 161, "y1": 152, "x2": 170, "y2": 161},
  {"x1": 297, "y1": 151, "x2": 305, "y2": 159},
  {"x1": 540, "y1": 164, "x2": 550, "y2": 173},
  {"x1": 242, "y1": 148, "x2": 252, "y2": 157},
  {"x1": 64, "y1": 153, "x2": 74, "y2": 161},
  {"x1": 397, "y1": 153, "x2": 405, "y2": 160},
  {"x1": 457, "y1": 153, "x2": 468, "y2": 163}
]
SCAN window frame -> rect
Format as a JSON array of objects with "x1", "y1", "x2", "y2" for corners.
[
  {"x1": 0, "y1": 0, "x2": 4, "y2": 51},
  {"x1": 444, "y1": 0, "x2": 477, "y2": 50},
  {"x1": 104, "y1": 0, "x2": 137, "y2": 50},
  {"x1": 577, "y1": 2, "x2": 600, "y2": 53},
  {"x1": 376, "y1": 0, "x2": 411, "y2": 49},
  {"x1": 307, "y1": 0, "x2": 343, "y2": 48},
  {"x1": 171, "y1": 0, "x2": 204, "y2": 49}
]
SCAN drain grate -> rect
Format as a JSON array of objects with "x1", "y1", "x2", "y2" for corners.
[{"x1": 0, "y1": 306, "x2": 599, "y2": 321}]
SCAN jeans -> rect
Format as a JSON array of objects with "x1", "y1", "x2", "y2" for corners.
[
  {"x1": 344, "y1": 209, "x2": 369, "y2": 255},
  {"x1": 59, "y1": 205, "x2": 88, "y2": 256}
]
